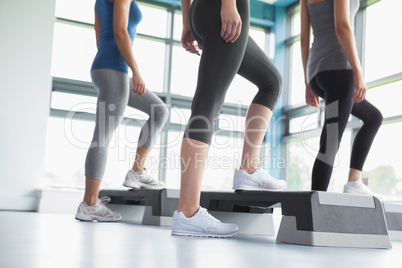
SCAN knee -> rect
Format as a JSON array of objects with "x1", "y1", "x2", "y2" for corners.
[
  {"x1": 368, "y1": 108, "x2": 383, "y2": 130},
  {"x1": 153, "y1": 103, "x2": 169, "y2": 126},
  {"x1": 184, "y1": 108, "x2": 218, "y2": 145},
  {"x1": 275, "y1": 72, "x2": 283, "y2": 94},
  {"x1": 254, "y1": 73, "x2": 282, "y2": 109}
]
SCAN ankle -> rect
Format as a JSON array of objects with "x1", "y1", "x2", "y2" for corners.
[
  {"x1": 346, "y1": 179, "x2": 363, "y2": 187},
  {"x1": 132, "y1": 166, "x2": 144, "y2": 173},
  {"x1": 178, "y1": 207, "x2": 199, "y2": 218},
  {"x1": 83, "y1": 197, "x2": 98, "y2": 206},
  {"x1": 240, "y1": 166, "x2": 257, "y2": 175}
]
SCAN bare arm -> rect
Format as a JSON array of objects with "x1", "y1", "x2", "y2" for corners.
[
  {"x1": 334, "y1": 0, "x2": 366, "y2": 102},
  {"x1": 181, "y1": 0, "x2": 192, "y2": 28},
  {"x1": 300, "y1": 0, "x2": 311, "y2": 86},
  {"x1": 94, "y1": 9, "x2": 100, "y2": 47},
  {"x1": 180, "y1": 0, "x2": 200, "y2": 55},
  {"x1": 180, "y1": 0, "x2": 242, "y2": 55},
  {"x1": 221, "y1": 0, "x2": 242, "y2": 43},
  {"x1": 300, "y1": 0, "x2": 318, "y2": 107},
  {"x1": 113, "y1": 0, "x2": 145, "y2": 95}
]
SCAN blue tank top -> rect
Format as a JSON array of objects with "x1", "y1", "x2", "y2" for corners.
[{"x1": 91, "y1": 0, "x2": 142, "y2": 74}]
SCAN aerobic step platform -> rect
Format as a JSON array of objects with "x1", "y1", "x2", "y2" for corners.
[
  {"x1": 384, "y1": 202, "x2": 402, "y2": 241},
  {"x1": 100, "y1": 189, "x2": 392, "y2": 248},
  {"x1": 200, "y1": 190, "x2": 391, "y2": 248},
  {"x1": 99, "y1": 189, "x2": 179, "y2": 226},
  {"x1": 100, "y1": 189, "x2": 275, "y2": 235}
]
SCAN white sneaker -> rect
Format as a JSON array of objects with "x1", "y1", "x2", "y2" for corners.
[
  {"x1": 343, "y1": 184, "x2": 381, "y2": 198},
  {"x1": 123, "y1": 169, "x2": 164, "y2": 189},
  {"x1": 232, "y1": 168, "x2": 287, "y2": 191},
  {"x1": 75, "y1": 196, "x2": 122, "y2": 222},
  {"x1": 171, "y1": 207, "x2": 238, "y2": 238}
]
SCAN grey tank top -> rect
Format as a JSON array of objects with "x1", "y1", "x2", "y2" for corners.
[{"x1": 306, "y1": 0, "x2": 359, "y2": 82}]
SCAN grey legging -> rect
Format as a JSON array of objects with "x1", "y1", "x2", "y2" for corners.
[
  {"x1": 184, "y1": 0, "x2": 282, "y2": 145},
  {"x1": 85, "y1": 69, "x2": 169, "y2": 180}
]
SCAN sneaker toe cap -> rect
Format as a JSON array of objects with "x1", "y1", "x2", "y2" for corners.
[{"x1": 215, "y1": 223, "x2": 238, "y2": 235}]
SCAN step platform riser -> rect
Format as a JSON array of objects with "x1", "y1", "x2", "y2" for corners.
[{"x1": 99, "y1": 189, "x2": 392, "y2": 248}]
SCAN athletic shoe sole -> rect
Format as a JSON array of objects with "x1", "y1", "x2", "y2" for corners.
[
  {"x1": 122, "y1": 182, "x2": 140, "y2": 189},
  {"x1": 171, "y1": 230, "x2": 237, "y2": 238},
  {"x1": 232, "y1": 185, "x2": 287, "y2": 191},
  {"x1": 123, "y1": 182, "x2": 164, "y2": 190},
  {"x1": 74, "y1": 216, "x2": 122, "y2": 222}
]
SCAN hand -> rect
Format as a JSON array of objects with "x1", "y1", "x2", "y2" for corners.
[
  {"x1": 181, "y1": 25, "x2": 200, "y2": 56},
  {"x1": 220, "y1": 1, "x2": 242, "y2": 43},
  {"x1": 305, "y1": 84, "x2": 319, "y2": 107},
  {"x1": 352, "y1": 71, "x2": 367, "y2": 103},
  {"x1": 132, "y1": 73, "x2": 146, "y2": 96}
]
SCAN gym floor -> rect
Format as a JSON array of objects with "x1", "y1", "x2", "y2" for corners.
[{"x1": 0, "y1": 211, "x2": 400, "y2": 268}]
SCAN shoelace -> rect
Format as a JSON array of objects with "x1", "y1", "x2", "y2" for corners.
[
  {"x1": 199, "y1": 207, "x2": 220, "y2": 223},
  {"x1": 98, "y1": 196, "x2": 117, "y2": 216},
  {"x1": 99, "y1": 196, "x2": 111, "y2": 204}
]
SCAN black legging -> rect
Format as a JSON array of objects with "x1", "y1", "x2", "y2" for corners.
[
  {"x1": 184, "y1": 0, "x2": 282, "y2": 145},
  {"x1": 309, "y1": 70, "x2": 383, "y2": 191}
]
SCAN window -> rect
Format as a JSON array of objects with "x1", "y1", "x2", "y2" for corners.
[
  {"x1": 365, "y1": 80, "x2": 402, "y2": 118},
  {"x1": 287, "y1": 8, "x2": 305, "y2": 106},
  {"x1": 362, "y1": 123, "x2": 402, "y2": 200},
  {"x1": 289, "y1": 41, "x2": 305, "y2": 105},
  {"x1": 51, "y1": 23, "x2": 96, "y2": 82},
  {"x1": 364, "y1": 0, "x2": 402, "y2": 82},
  {"x1": 44, "y1": 117, "x2": 156, "y2": 189},
  {"x1": 249, "y1": 27, "x2": 267, "y2": 50},
  {"x1": 132, "y1": 38, "x2": 165, "y2": 92},
  {"x1": 165, "y1": 131, "x2": 185, "y2": 189},
  {"x1": 170, "y1": 44, "x2": 200, "y2": 97},
  {"x1": 218, "y1": 114, "x2": 246, "y2": 133},
  {"x1": 289, "y1": 112, "x2": 318, "y2": 134},
  {"x1": 136, "y1": 5, "x2": 168, "y2": 38},
  {"x1": 205, "y1": 135, "x2": 244, "y2": 190},
  {"x1": 55, "y1": 0, "x2": 95, "y2": 24},
  {"x1": 173, "y1": 11, "x2": 183, "y2": 41},
  {"x1": 360, "y1": 0, "x2": 402, "y2": 201},
  {"x1": 224, "y1": 76, "x2": 258, "y2": 105},
  {"x1": 170, "y1": 107, "x2": 191, "y2": 125}
]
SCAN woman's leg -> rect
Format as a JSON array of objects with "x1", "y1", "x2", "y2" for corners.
[
  {"x1": 231, "y1": 37, "x2": 286, "y2": 190},
  {"x1": 77, "y1": 69, "x2": 130, "y2": 222},
  {"x1": 343, "y1": 100, "x2": 382, "y2": 195},
  {"x1": 123, "y1": 86, "x2": 169, "y2": 189},
  {"x1": 177, "y1": 138, "x2": 210, "y2": 217},
  {"x1": 127, "y1": 85, "x2": 169, "y2": 172},
  {"x1": 83, "y1": 177, "x2": 102, "y2": 207},
  {"x1": 84, "y1": 69, "x2": 130, "y2": 204},
  {"x1": 310, "y1": 70, "x2": 355, "y2": 191},
  {"x1": 240, "y1": 103, "x2": 273, "y2": 174},
  {"x1": 127, "y1": 86, "x2": 169, "y2": 157},
  {"x1": 178, "y1": 0, "x2": 250, "y2": 217},
  {"x1": 349, "y1": 100, "x2": 383, "y2": 174},
  {"x1": 172, "y1": 0, "x2": 249, "y2": 237}
]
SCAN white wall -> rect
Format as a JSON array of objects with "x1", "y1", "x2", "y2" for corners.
[{"x1": 0, "y1": 0, "x2": 55, "y2": 210}]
